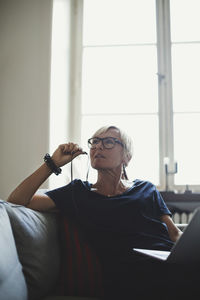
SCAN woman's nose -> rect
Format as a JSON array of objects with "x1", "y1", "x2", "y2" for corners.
[{"x1": 95, "y1": 140, "x2": 104, "y2": 150}]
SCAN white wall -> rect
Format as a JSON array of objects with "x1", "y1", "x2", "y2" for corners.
[{"x1": 0, "y1": 0, "x2": 53, "y2": 199}]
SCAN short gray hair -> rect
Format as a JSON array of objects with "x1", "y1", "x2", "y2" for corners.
[{"x1": 92, "y1": 125, "x2": 133, "y2": 166}]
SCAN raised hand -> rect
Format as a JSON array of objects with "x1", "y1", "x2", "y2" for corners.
[{"x1": 51, "y1": 142, "x2": 87, "y2": 168}]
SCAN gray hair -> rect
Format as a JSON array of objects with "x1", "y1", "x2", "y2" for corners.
[{"x1": 92, "y1": 125, "x2": 133, "y2": 166}]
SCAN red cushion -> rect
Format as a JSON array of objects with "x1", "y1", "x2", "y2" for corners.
[{"x1": 58, "y1": 218, "x2": 103, "y2": 297}]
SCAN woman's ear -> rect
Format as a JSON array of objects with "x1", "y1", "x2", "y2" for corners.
[{"x1": 122, "y1": 153, "x2": 131, "y2": 167}]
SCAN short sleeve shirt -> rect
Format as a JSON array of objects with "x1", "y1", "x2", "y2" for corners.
[{"x1": 46, "y1": 179, "x2": 174, "y2": 261}]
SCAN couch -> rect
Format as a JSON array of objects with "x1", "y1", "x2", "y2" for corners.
[
  {"x1": 0, "y1": 196, "x2": 102, "y2": 300},
  {"x1": 0, "y1": 189, "x2": 190, "y2": 300}
]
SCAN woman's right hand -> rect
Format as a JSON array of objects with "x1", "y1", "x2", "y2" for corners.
[
  {"x1": 51, "y1": 143, "x2": 87, "y2": 168},
  {"x1": 7, "y1": 142, "x2": 87, "y2": 208}
]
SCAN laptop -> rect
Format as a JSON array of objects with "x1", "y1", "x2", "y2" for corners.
[{"x1": 133, "y1": 207, "x2": 200, "y2": 263}]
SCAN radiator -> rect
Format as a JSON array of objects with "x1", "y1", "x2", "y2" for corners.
[{"x1": 172, "y1": 212, "x2": 193, "y2": 226}]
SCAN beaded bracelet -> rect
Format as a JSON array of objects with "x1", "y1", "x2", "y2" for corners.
[{"x1": 44, "y1": 153, "x2": 62, "y2": 175}]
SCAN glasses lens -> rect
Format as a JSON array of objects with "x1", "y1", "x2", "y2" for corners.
[
  {"x1": 88, "y1": 138, "x2": 100, "y2": 148},
  {"x1": 103, "y1": 137, "x2": 115, "y2": 149}
]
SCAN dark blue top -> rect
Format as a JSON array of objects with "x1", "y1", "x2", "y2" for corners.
[{"x1": 46, "y1": 179, "x2": 174, "y2": 262}]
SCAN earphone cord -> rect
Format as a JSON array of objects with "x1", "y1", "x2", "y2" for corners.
[
  {"x1": 70, "y1": 153, "x2": 89, "y2": 182},
  {"x1": 86, "y1": 154, "x2": 90, "y2": 182},
  {"x1": 70, "y1": 154, "x2": 90, "y2": 220},
  {"x1": 70, "y1": 159, "x2": 73, "y2": 182}
]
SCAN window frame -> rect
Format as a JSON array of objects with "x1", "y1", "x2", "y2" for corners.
[
  {"x1": 70, "y1": 0, "x2": 200, "y2": 192},
  {"x1": 156, "y1": 0, "x2": 175, "y2": 191}
]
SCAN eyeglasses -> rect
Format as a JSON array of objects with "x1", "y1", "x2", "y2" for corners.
[{"x1": 88, "y1": 137, "x2": 124, "y2": 150}]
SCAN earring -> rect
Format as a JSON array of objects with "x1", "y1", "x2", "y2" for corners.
[{"x1": 123, "y1": 164, "x2": 128, "y2": 180}]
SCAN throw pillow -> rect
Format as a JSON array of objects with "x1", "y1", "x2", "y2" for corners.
[{"x1": 58, "y1": 217, "x2": 103, "y2": 297}]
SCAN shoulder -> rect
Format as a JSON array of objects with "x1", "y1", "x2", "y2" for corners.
[
  {"x1": 73, "y1": 179, "x2": 91, "y2": 190},
  {"x1": 48, "y1": 179, "x2": 85, "y2": 191},
  {"x1": 47, "y1": 180, "x2": 91, "y2": 196},
  {"x1": 131, "y1": 179, "x2": 159, "y2": 199},
  {"x1": 45, "y1": 179, "x2": 81, "y2": 198},
  {"x1": 133, "y1": 179, "x2": 156, "y2": 190},
  {"x1": 69, "y1": 179, "x2": 92, "y2": 195}
]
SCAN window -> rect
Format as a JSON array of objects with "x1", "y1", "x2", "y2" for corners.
[
  {"x1": 81, "y1": 0, "x2": 159, "y2": 185},
  {"x1": 49, "y1": 0, "x2": 200, "y2": 191},
  {"x1": 79, "y1": 0, "x2": 200, "y2": 191}
]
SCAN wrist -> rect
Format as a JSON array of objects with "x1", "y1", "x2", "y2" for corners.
[{"x1": 43, "y1": 153, "x2": 62, "y2": 175}]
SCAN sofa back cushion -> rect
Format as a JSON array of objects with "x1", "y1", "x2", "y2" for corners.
[
  {"x1": 0, "y1": 204, "x2": 28, "y2": 300},
  {"x1": 58, "y1": 217, "x2": 103, "y2": 297},
  {"x1": 1, "y1": 200, "x2": 60, "y2": 300}
]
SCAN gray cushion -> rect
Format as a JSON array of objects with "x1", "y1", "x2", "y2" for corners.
[
  {"x1": 1, "y1": 200, "x2": 60, "y2": 300},
  {"x1": 0, "y1": 204, "x2": 28, "y2": 300}
]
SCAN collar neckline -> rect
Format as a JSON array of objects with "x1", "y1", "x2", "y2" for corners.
[{"x1": 83, "y1": 181, "x2": 135, "y2": 198}]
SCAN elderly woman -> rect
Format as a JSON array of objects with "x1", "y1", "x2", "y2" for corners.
[{"x1": 7, "y1": 126, "x2": 197, "y2": 299}]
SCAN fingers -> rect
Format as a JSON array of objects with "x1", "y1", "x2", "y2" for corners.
[
  {"x1": 52, "y1": 143, "x2": 87, "y2": 168},
  {"x1": 60, "y1": 143, "x2": 87, "y2": 157}
]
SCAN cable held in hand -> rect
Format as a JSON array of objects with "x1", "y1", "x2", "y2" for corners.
[{"x1": 64, "y1": 151, "x2": 88, "y2": 156}]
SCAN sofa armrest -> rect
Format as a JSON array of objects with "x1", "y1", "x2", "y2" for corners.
[
  {"x1": 0, "y1": 200, "x2": 60, "y2": 300},
  {"x1": 0, "y1": 204, "x2": 28, "y2": 300}
]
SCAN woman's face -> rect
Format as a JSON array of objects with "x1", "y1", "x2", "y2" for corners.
[{"x1": 90, "y1": 128, "x2": 125, "y2": 172}]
